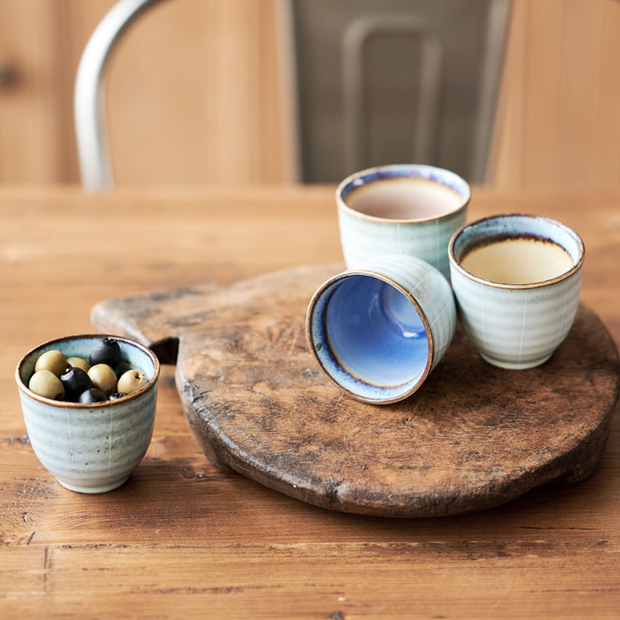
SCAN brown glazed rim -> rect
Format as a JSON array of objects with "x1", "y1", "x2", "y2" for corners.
[
  {"x1": 448, "y1": 213, "x2": 586, "y2": 290},
  {"x1": 15, "y1": 333, "x2": 161, "y2": 408},
  {"x1": 305, "y1": 269, "x2": 434, "y2": 405},
  {"x1": 335, "y1": 164, "x2": 471, "y2": 225}
]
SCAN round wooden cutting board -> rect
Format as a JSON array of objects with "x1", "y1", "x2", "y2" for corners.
[{"x1": 91, "y1": 264, "x2": 619, "y2": 517}]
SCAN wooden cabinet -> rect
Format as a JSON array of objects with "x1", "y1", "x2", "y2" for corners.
[
  {"x1": 1, "y1": 0, "x2": 620, "y2": 187},
  {"x1": 0, "y1": 1, "x2": 69, "y2": 183},
  {"x1": 0, "y1": 0, "x2": 294, "y2": 186},
  {"x1": 490, "y1": 0, "x2": 620, "y2": 187}
]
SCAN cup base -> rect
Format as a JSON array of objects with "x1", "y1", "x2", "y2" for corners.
[
  {"x1": 480, "y1": 352, "x2": 553, "y2": 370},
  {"x1": 57, "y1": 475, "x2": 130, "y2": 494}
]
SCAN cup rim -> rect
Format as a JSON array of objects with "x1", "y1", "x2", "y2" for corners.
[
  {"x1": 15, "y1": 333, "x2": 161, "y2": 408},
  {"x1": 305, "y1": 269, "x2": 434, "y2": 405},
  {"x1": 448, "y1": 213, "x2": 586, "y2": 290},
  {"x1": 336, "y1": 163, "x2": 471, "y2": 225}
]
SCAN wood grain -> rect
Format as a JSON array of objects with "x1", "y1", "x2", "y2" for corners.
[
  {"x1": 91, "y1": 268, "x2": 618, "y2": 517},
  {"x1": 0, "y1": 1, "x2": 65, "y2": 183},
  {"x1": 4, "y1": 1, "x2": 620, "y2": 187},
  {"x1": 1, "y1": 186, "x2": 620, "y2": 618},
  {"x1": 0, "y1": 0, "x2": 292, "y2": 185},
  {"x1": 66, "y1": 0, "x2": 294, "y2": 185},
  {"x1": 490, "y1": 0, "x2": 620, "y2": 186}
]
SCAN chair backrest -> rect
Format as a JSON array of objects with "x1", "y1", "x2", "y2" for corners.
[
  {"x1": 290, "y1": 0, "x2": 511, "y2": 184},
  {"x1": 76, "y1": 0, "x2": 510, "y2": 189},
  {"x1": 74, "y1": 0, "x2": 164, "y2": 192}
]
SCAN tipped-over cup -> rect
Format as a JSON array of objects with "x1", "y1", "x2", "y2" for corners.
[{"x1": 306, "y1": 254, "x2": 456, "y2": 404}]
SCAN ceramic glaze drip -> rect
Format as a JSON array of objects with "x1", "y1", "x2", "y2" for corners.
[
  {"x1": 308, "y1": 254, "x2": 456, "y2": 403},
  {"x1": 346, "y1": 177, "x2": 463, "y2": 220},
  {"x1": 460, "y1": 237, "x2": 574, "y2": 284}
]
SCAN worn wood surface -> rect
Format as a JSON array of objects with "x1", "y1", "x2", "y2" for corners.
[
  {"x1": 91, "y1": 267, "x2": 618, "y2": 518},
  {"x1": 490, "y1": 0, "x2": 620, "y2": 187},
  {"x1": 1, "y1": 186, "x2": 620, "y2": 618}
]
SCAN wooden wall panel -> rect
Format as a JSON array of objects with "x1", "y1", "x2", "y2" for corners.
[
  {"x1": 66, "y1": 0, "x2": 292, "y2": 186},
  {"x1": 490, "y1": 0, "x2": 620, "y2": 187},
  {"x1": 0, "y1": 1, "x2": 64, "y2": 183},
  {"x1": 593, "y1": 3, "x2": 620, "y2": 184},
  {"x1": 6, "y1": 0, "x2": 618, "y2": 188},
  {"x1": 0, "y1": 0, "x2": 292, "y2": 186}
]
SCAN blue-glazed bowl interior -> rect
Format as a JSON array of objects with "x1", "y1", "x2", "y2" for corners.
[
  {"x1": 309, "y1": 275, "x2": 430, "y2": 402},
  {"x1": 17, "y1": 334, "x2": 158, "y2": 406},
  {"x1": 452, "y1": 214, "x2": 584, "y2": 266},
  {"x1": 339, "y1": 164, "x2": 470, "y2": 213}
]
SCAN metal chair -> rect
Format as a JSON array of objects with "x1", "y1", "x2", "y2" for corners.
[
  {"x1": 74, "y1": 0, "x2": 164, "y2": 191},
  {"x1": 291, "y1": 0, "x2": 511, "y2": 183},
  {"x1": 341, "y1": 0, "x2": 511, "y2": 183},
  {"x1": 75, "y1": 0, "x2": 510, "y2": 190}
]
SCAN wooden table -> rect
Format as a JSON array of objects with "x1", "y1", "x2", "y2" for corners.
[{"x1": 1, "y1": 186, "x2": 619, "y2": 619}]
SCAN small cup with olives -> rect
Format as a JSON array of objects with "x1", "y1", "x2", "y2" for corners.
[{"x1": 15, "y1": 334, "x2": 160, "y2": 494}]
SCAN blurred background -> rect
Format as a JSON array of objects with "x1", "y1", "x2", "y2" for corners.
[{"x1": 0, "y1": 0, "x2": 619, "y2": 188}]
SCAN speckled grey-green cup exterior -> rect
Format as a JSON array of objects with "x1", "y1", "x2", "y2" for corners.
[
  {"x1": 337, "y1": 164, "x2": 470, "y2": 279},
  {"x1": 306, "y1": 254, "x2": 456, "y2": 405},
  {"x1": 16, "y1": 334, "x2": 160, "y2": 494},
  {"x1": 449, "y1": 215, "x2": 585, "y2": 370}
]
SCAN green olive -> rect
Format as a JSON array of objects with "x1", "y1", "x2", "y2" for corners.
[
  {"x1": 35, "y1": 350, "x2": 67, "y2": 377},
  {"x1": 29, "y1": 370, "x2": 65, "y2": 400},
  {"x1": 66, "y1": 357, "x2": 90, "y2": 373},
  {"x1": 117, "y1": 369, "x2": 148, "y2": 394},
  {"x1": 88, "y1": 364, "x2": 118, "y2": 395}
]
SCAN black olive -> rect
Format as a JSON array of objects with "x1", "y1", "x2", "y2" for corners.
[
  {"x1": 60, "y1": 367, "x2": 93, "y2": 402},
  {"x1": 89, "y1": 338, "x2": 121, "y2": 368},
  {"x1": 108, "y1": 392, "x2": 128, "y2": 401},
  {"x1": 79, "y1": 388, "x2": 108, "y2": 404}
]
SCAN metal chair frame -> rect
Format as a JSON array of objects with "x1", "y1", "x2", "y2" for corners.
[
  {"x1": 75, "y1": 0, "x2": 510, "y2": 190},
  {"x1": 74, "y1": 0, "x2": 164, "y2": 191}
]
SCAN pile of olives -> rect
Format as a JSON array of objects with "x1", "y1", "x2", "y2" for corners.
[{"x1": 28, "y1": 338, "x2": 148, "y2": 403}]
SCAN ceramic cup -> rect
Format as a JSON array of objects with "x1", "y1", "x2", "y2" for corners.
[
  {"x1": 306, "y1": 254, "x2": 456, "y2": 404},
  {"x1": 16, "y1": 334, "x2": 160, "y2": 493},
  {"x1": 448, "y1": 214, "x2": 585, "y2": 370},
  {"x1": 336, "y1": 164, "x2": 470, "y2": 279}
]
